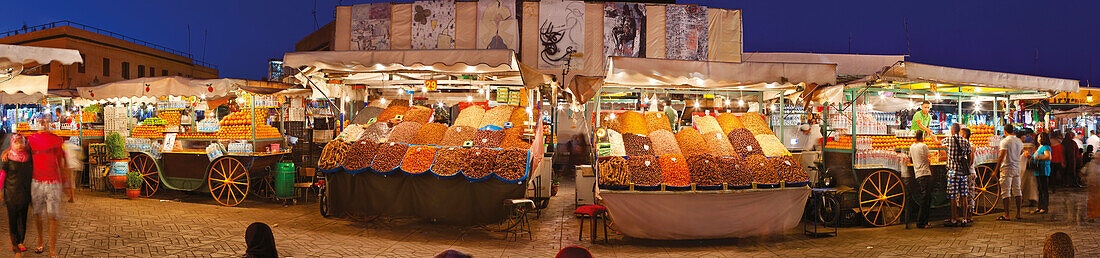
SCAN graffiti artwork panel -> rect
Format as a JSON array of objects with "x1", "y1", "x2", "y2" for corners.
[
  {"x1": 665, "y1": 5, "x2": 709, "y2": 61},
  {"x1": 351, "y1": 3, "x2": 391, "y2": 50},
  {"x1": 538, "y1": 0, "x2": 585, "y2": 69},
  {"x1": 412, "y1": 0, "x2": 456, "y2": 49},
  {"x1": 603, "y1": 2, "x2": 645, "y2": 58},
  {"x1": 477, "y1": 0, "x2": 518, "y2": 50}
]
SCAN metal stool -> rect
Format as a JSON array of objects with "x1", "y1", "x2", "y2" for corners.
[
  {"x1": 574, "y1": 205, "x2": 609, "y2": 243},
  {"x1": 502, "y1": 199, "x2": 534, "y2": 241}
]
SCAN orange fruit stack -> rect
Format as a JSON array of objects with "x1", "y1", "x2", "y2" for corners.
[
  {"x1": 158, "y1": 111, "x2": 182, "y2": 126},
  {"x1": 132, "y1": 125, "x2": 165, "y2": 138}
]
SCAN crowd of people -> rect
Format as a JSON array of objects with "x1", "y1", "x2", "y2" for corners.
[
  {"x1": 907, "y1": 119, "x2": 1100, "y2": 228},
  {"x1": 0, "y1": 115, "x2": 75, "y2": 258}
]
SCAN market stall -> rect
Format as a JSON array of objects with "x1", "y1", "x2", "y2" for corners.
[
  {"x1": 77, "y1": 77, "x2": 293, "y2": 206},
  {"x1": 0, "y1": 44, "x2": 82, "y2": 132},
  {"x1": 814, "y1": 61, "x2": 1079, "y2": 226},
  {"x1": 284, "y1": 49, "x2": 553, "y2": 224},
  {"x1": 579, "y1": 56, "x2": 837, "y2": 239}
]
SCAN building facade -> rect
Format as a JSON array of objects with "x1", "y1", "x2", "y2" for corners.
[{"x1": 0, "y1": 21, "x2": 218, "y2": 90}]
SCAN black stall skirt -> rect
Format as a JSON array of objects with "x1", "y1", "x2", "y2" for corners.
[{"x1": 326, "y1": 172, "x2": 526, "y2": 225}]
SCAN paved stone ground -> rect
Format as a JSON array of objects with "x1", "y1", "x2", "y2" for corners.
[{"x1": 0, "y1": 180, "x2": 1097, "y2": 257}]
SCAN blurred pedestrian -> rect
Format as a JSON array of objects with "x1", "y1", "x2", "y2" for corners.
[
  {"x1": 2, "y1": 134, "x2": 32, "y2": 256},
  {"x1": 1064, "y1": 131, "x2": 1083, "y2": 188},
  {"x1": 244, "y1": 222, "x2": 278, "y2": 258},
  {"x1": 26, "y1": 120, "x2": 72, "y2": 257},
  {"x1": 1032, "y1": 133, "x2": 1052, "y2": 214},
  {"x1": 1052, "y1": 132, "x2": 1064, "y2": 191},
  {"x1": 996, "y1": 125, "x2": 1023, "y2": 221},
  {"x1": 1086, "y1": 153, "x2": 1100, "y2": 222}
]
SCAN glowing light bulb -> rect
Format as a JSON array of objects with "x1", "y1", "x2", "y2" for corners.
[
  {"x1": 934, "y1": 93, "x2": 942, "y2": 100},
  {"x1": 379, "y1": 97, "x2": 387, "y2": 104},
  {"x1": 693, "y1": 100, "x2": 700, "y2": 109},
  {"x1": 738, "y1": 99, "x2": 745, "y2": 106},
  {"x1": 466, "y1": 96, "x2": 474, "y2": 102}
]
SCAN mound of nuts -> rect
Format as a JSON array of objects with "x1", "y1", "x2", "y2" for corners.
[
  {"x1": 400, "y1": 145, "x2": 439, "y2": 174},
  {"x1": 494, "y1": 148, "x2": 529, "y2": 181},
  {"x1": 744, "y1": 154, "x2": 780, "y2": 184},
  {"x1": 431, "y1": 147, "x2": 468, "y2": 176},
  {"x1": 774, "y1": 155, "x2": 808, "y2": 183},
  {"x1": 370, "y1": 142, "x2": 409, "y2": 172},
  {"x1": 464, "y1": 148, "x2": 502, "y2": 179},
  {"x1": 627, "y1": 156, "x2": 662, "y2": 186},
  {"x1": 716, "y1": 156, "x2": 751, "y2": 186},
  {"x1": 598, "y1": 157, "x2": 631, "y2": 186},
  {"x1": 342, "y1": 140, "x2": 379, "y2": 171},
  {"x1": 623, "y1": 133, "x2": 656, "y2": 156},
  {"x1": 473, "y1": 129, "x2": 505, "y2": 148},
  {"x1": 687, "y1": 154, "x2": 721, "y2": 186},
  {"x1": 728, "y1": 128, "x2": 764, "y2": 157}
]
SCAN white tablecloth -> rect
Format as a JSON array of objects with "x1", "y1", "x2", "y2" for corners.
[{"x1": 599, "y1": 188, "x2": 811, "y2": 240}]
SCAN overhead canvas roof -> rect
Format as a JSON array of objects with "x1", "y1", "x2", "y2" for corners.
[
  {"x1": 0, "y1": 44, "x2": 83, "y2": 69},
  {"x1": 742, "y1": 52, "x2": 905, "y2": 76},
  {"x1": 0, "y1": 74, "x2": 48, "y2": 104},
  {"x1": 283, "y1": 49, "x2": 552, "y2": 89},
  {"x1": 877, "y1": 62, "x2": 1079, "y2": 93},
  {"x1": 77, "y1": 76, "x2": 243, "y2": 100}
]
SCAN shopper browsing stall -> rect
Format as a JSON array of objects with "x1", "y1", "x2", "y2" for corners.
[
  {"x1": 941, "y1": 124, "x2": 972, "y2": 226},
  {"x1": 909, "y1": 131, "x2": 934, "y2": 228},
  {"x1": 1033, "y1": 133, "x2": 1052, "y2": 214},
  {"x1": 996, "y1": 125, "x2": 1024, "y2": 221}
]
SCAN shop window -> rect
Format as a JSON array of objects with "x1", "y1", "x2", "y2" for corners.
[
  {"x1": 138, "y1": 65, "x2": 145, "y2": 77},
  {"x1": 121, "y1": 62, "x2": 130, "y2": 79},
  {"x1": 102, "y1": 58, "x2": 110, "y2": 76},
  {"x1": 149, "y1": 67, "x2": 155, "y2": 77},
  {"x1": 162, "y1": 70, "x2": 168, "y2": 76}
]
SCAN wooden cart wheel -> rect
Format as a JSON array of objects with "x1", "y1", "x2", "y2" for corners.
[
  {"x1": 128, "y1": 153, "x2": 160, "y2": 198},
  {"x1": 252, "y1": 173, "x2": 276, "y2": 199},
  {"x1": 858, "y1": 170, "x2": 906, "y2": 227},
  {"x1": 973, "y1": 165, "x2": 1000, "y2": 215},
  {"x1": 208, "y1": 157, "x2": 250, "y2": 207}
]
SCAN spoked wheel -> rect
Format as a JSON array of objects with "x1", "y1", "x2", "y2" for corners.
[
  {"x1": 973, "y1": 165, "x2": 1000, "y2": 215},
  {"x1": 208, "y1": 157, "x2": 250, "y2": 207},
  {"x1": 858, "y1": 170, "x2": 906, "y2": 227},
  {"x1": 128, "y1": 153, "x2": 160, "y2": 197},
  {"x1": 252, "y1": 171, "x2": 276, "y2": 199},
  {"x1": 318, "y1": 185, "x2": 329, "y2": 218}
]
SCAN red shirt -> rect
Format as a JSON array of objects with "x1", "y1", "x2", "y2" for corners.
[
  {"x1": 1051, "y1": 143, "x2": 1063, "y2": 164},
  {"x1": 27, "y1": 131, "x2": 66, "y2": 182}
]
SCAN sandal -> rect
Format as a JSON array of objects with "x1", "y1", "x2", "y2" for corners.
[
  {"x1": 996, "y1": 216, "x2": 1011, "y2": 221},
  {"x1": 33, "y1": 246, "x2": 43, "y2": 254},
  {"x1": 1037, "y1": 209, "x2": 1048, "y2": 214}
]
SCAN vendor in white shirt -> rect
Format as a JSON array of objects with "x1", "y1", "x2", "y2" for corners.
[
  {"x1": 800, "y1": 124, "x2": 824, "y2": 150},
  {"x1": 1087, "y1": 130, "x2": 1100, "y2": 153}
]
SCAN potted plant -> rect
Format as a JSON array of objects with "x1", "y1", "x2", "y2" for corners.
[
  {"x1": 551, "y1": 176, "x2": 560, "y2": 197},
  {"x1": 105, "y1": 132, "x2": 129, "y2": 189},
  {"x1": 126, "y1": 170, "x2": 142, "y2": 199}
]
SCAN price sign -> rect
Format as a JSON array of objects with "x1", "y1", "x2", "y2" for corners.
[
  {"x1": 462, "y1": 141, "x2": 475, "y2": 147},
  {"x1": 161, "y1": 133, "x2": 177, "y2": 152},
  {"x1": 425, "y1": 80, "x2": 438, "y2": 91}
]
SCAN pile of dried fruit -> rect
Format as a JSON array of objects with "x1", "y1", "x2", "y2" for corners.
[
  {"x1": 745, "y1": 154, "x2": 780, "y2": 184},
  {"x1": 494, "y1": 148, "x2": 528, "y2": 181},
  {"x1": 370, "y1": 142, "x2": 409, "y2": 172},
  {"x1": 464, "y1": 148, "x2": 502, "y2": 179},
  {"x1": 774, "y1": 155, "x2": 808, "y2": 183},
  {"x1": 403, "y1": 106, "x2": 434, "y2": 124},
  {"x1": 479, "y1": 105, "x2": 515, "y2": 128},
  {"x1": 687, "y1": 154, "x2": 721, "y2": 186},
  {"x1": 431, "y1": 147, "x2": 467, "y2": 176},
  {"x1": 439, "y1": 126, "x2": 478, "y2": 146},
  {"x1": 739, "y1": 112, "x2": 774, "y2": 136},
  {"x1": 716, "y1": 113, "x2": 744, "y2": 134},
  {"x1": 675, "y1": 128, "x2": 709, "y2": 156},
  {"x1": 473, "y1": 129, "x2": 505, "y2": 148},
  {"x1": 717, "y1": 156, "x2": 751, "y2": 186},
  {"x1": 411, "y1": 123, "x2": 447, "y2": 145},
  {"x1": 627, "y1": 156, "x2": 662, "y2": 186},
  {"x1": 400, "y1": 145, "x2": 439, "y2": 174},
  {"x1": 644, "y1": 111, "x2": 672, "y2": 133},
  {"x1": 606, "y1": 129, "x2": 627, "y2": 156},
  {"x1": 501, "y1": 127, "x2": 531, "y2": 149},
  {"x1": 618, "y1": 111, "x2": 648, "y2": 135},
  {"x1": 693, "y1": 116, "x2": 723, "y2": 135},
  {"x1": 361, "y1": 122, "x2": 392, "y2": 143},
  {"x1": 342, "y1": 140, "x2": 379, "y2": 171},
  {"x1": 387, "y1": 121, "x2": 423, "y2": 144},
  {"x1": 647, "y1": 129, "x2": 682, "y2": 155},
  {"x1": 377, "y1": 105, "x2": 409, "y2": 124},
  {"x1": 453, "y1": 106, "x2": 486, "y2": 128},
  {"x1": 727, "y1": 128, "x2": 764, "y2": 157},
  {"x1": 318, "y1": 140, "x2": 350, "y2": 170},
  {"x1": 508, "y1": 107, "x2": 529, "y2": 128},
  {"x1": 659, "y1": 154, "x2": 690, "y2": 187},
  {"x1": 703, "y1": 132, "x2": 736, "y2": 156},
  {"x1": 598, "y1": 157, "x2": 630, "y2": 186},
  {"x1": 755, "y1": 134, "x2": 791, "y2": 157},
  {"x1": 622, "y1": 133, "x2": 656, "y2": 156},
  {"x1": 599, "y1": 112, "x2": 622, "y2": 132}
]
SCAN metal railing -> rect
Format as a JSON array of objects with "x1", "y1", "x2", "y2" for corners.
[{"x1": 1, "y1": 20, "x2": 217, "y2": 70}]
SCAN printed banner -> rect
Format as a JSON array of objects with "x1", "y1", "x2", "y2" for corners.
[
  {"x1": 412, "y1": 0, "x2": 456, "y2": 49},
  {"x1": 603, "y1": 2, "x2": 646, "y2": 58},
  {"x1": 477, "y1": 0, "x2": 518, "y2": 50},
  {"x1": 665, "y1": 5, "x2": 708, "y2": 61},
  {"x1": 351, "y1": 3, "x2": 392, "y2": 50},
  {"x1": 538, "y1": 0, "x2": 585, "y2": 69}
]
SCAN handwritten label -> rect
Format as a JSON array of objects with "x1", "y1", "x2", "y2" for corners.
[{"x1": 161, "y1": 133, "x2": 177, "y2": 152}]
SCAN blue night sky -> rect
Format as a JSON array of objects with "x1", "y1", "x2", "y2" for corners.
[{"x1": 6, "y1": 1, "x2": 1097, "y2": 86}]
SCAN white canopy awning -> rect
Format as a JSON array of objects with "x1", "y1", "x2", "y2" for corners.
[
  {"x1": 0, "y1": 74, "x2": 48, "y2": 104},
  {"x1": 283, "y1": 49, "x2": 552, "y2": 89},
  {"x1": 77, "y1": 76, "x2": 243, "y2": 100},
  {"x1": 604, "y1": 57, "x2": 837, "y2": 89},
  {"x1": 742, "y1": 52, "x2": 905, "y2": 76},
  {"x1": 0, "y1": 44, "x2": 83, "y2": 69},
  {"x1": 878, "y1": 62, "x2": 1079, "y2": 93}
]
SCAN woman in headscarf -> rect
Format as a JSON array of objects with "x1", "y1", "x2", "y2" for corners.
[
  {"x1": 244, "y1": 222, "x2": 278, "y2": 258},
  {"x1": 2, "y1": 134, "x2": 32, "y2": 256}
]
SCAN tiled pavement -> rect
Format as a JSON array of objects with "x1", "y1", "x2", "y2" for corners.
[{"x1": 1, "y1": 180, "x2": 1098, "y2": 257}]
